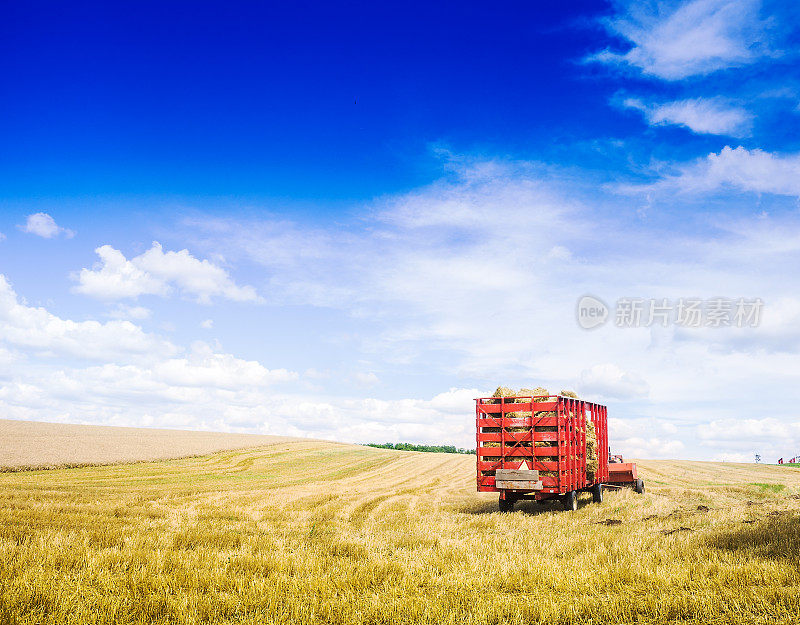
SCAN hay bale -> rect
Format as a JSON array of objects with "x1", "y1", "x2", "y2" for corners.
[
  {"x1": 485, "y1": 384, "x2": 600, "y2": 481},
  {"x1": 520, "y1": 386, "x2": 549, "y2": 398},
  {"x1": 586, "y1": 420, "x2": 598, "y2": 480},
  {"x1": 489, "y1": 386, "x2": 515, "y2": 403},
  {"x1": 555, "y1": 390, "x2": 598, "y2": 480},
  {"x1": 488, "y1": 385, "x2": 529, "y2": 427},
  {"x1": 521, "y1": 387, "x2": 554, "y2": 421}
]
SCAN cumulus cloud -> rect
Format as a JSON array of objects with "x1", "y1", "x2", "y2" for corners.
[
  {"x1": 73, "y1": 242, "x2": 261, "y2": 303},
  {"x1": 579, "y1": 364, "x2": 649, "y2": 400},
  {"x1": 622, "y1": 97, "x2": 752, "y2": 136},
  {"x1": 153, "y1": 343, "x2": 297, "y2": 390},
  {"x1": 697, "y1": 417, "x2": 800, "y2": 462},
  {"x1": 174, "y1": 156, "x2": 800, "y2": 460},
  {"x1": 200, "y1": 319, "x2": 214, "y2": 329},
  {"x1": 0, "y1": 274, "x2": 175, "y2": 362},
  {"x1": 0, "y1": 360, "x2": 480, "y2": 448},
  {"x1": 21, "y1": 212, "x2": 75, "y2": 239},
  {"x1": 636, "y1": 146, "x2": 800, "y2": 196},
  {"x1": 613, "y1": 436, "x2": 685, "y2": 458},
  {"x1": 0, "y1": 273, "x2": 482, "y2": 449},
  {"x1": 0, "y1": 280, "x2": 307, "y2": 438},
  {"x1": 8, "y1": 157, "x2": 800, "y2": 459},
  {"x1": 698, "y1": 417, "x2": 800, "y2": 443},
  {"x1": 590, "y1": 0, "x2": 771, "y2": 80}
]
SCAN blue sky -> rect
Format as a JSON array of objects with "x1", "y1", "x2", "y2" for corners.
[{"x1": 2, "y1": 0, "x2": 800, "y2": 461}]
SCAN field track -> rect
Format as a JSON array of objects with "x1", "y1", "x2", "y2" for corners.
[
  {"x1": 0, "y1": 419, "x2": 299, "y2": 470},
  {"x1": 2, "y1": 428, "x2": 800, "y2": 624}
]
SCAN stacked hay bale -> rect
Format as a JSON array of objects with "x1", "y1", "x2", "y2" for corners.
[
  {"x1": 506, "y1": 387, "x2": 537, "y2": 469},
  {"x1": 585, "y1": 420, "x2": 598, "y2": 480},
  {"x1": 488, "y1": 386, "x2": 515, "y2": 403},
  {"x1": 561, "y1": 390, "x2": 598, "y2": 481},
  {"x1": 481, "y1": 385, "x2": 598, "y2": 481},
  {"x1": 519, "y1": 387, "x2": 557, "y2": 477},
  {"x1": 478, "y1": 387, "x2": 512, "y2": 466}
]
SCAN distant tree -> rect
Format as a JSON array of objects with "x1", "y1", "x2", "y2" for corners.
[
  {"x1": 365, "y1": 443, "x2": 475, "y2": 455},
  {"x1": 755, "y1": 453, "x2": 761, "y2": 464}
]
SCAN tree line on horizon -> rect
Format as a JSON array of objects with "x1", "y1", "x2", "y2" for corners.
[{"x1": 365, "y1": 443, "x2": 475, "y2": 455}]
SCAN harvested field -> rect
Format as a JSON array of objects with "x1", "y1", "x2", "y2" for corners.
[
  {"x1": 0, "y1": 419, "x2": 298, "y2": 471},
  {"x1": 1, "y1": 435, "x2": 800, "y2": 624}
]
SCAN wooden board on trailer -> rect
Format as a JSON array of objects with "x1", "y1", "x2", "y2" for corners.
[
  {"x1": 495, "y1": 479, "x2": 543, "y2": 490},
  {"x1": 494, "y1": 468, "x2": 539, "y2": 481}
]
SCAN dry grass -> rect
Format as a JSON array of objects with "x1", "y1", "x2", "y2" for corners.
[
  {"x1": 2, "y1": 441, "x2": 800, "y2": 624},
  {"x1": 0, "y1": 419, "x2": 298, "y2": 471}
]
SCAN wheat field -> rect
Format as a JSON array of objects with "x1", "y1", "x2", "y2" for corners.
[
  {"x1": 0, "y1": 419, "x2": 296, "y2": 470},
  {"x1": 2, "y1": 439, "x2": 800, "y2": 624}
]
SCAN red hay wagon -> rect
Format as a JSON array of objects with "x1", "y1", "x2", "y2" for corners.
[{"x1": 475, "y1": 393, "x2": 642, "y2": 511}]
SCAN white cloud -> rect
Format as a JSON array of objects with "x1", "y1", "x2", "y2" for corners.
[
  {"x1": 74, "y1": 242, "x2": 261, "y2": 303},
  {"x1": 304, "y1": 368, "x2": 331, "y2": 380},
  {"x1": 590, "y1": 0, "x2": 771, "y2": 80},
  {"x1": 579, "y1": 364, "x2": 649, "y2": 400},
  {"x1": 21, "y1": 212, "x2": 75, "y2": 239},
  {"x1": 0, "y1": 341, "x2": 478, "y2": 446},
  {"x1": 698, "y1": 418, "x2": 800, "y2": 462},
  {"x1": 711, "y1": 452, "x2": 758, "y2": 462},
  {"x1": 638, "y1": 146, "x2": 800, "y2": 196},
  {"x1": 622, "y1": 97, "x2": 752, "y2": 136},
  {"x1": 0, "y1": 274, "x2": 175, "y2": 362},
  {"x1": 107, "y1": 304, "x2": 152, "y2": 320},
  {"x1": 698, "y1": 417, "x2": 800, "y2": 443},
  {"x1": 614, "y1": 436, "x2": 685, "y2": 459},
  {"x1": 8, "y1": 157, "x2": 800, "y2": 460},
  {"x1": 176, "y1": 156, "x2": 800, "y2": 460},
  {"x1": 200, "y1": 319, "x2": 214, "y2": 329},
  {"x1": 0, "y1": 282, "x2": 306, "y2": 439},
  {"x1": 353, "y1": 372, "x2": 379, "y2": 387},
  {"x1": 153, "y1": 343, "x2": 297, "y2": 390}
]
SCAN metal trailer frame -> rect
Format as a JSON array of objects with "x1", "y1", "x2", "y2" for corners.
[
  {"x1": 607, "y1": 461, "x2": 645, "y2": 494},
  {"x1": 475, "y1": 394, "x2": 610, "y2": 510}
]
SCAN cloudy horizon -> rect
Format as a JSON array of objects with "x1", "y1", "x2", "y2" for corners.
[{"x1": 2, "y1": 0, "x2": 800, "y2": 462}]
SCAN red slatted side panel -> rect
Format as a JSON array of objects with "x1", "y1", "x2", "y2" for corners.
[
  {"x1": 600, "y1": 403, "x2": 609, "y2": 482},
  {"x1": 475, "y1": 396, "x2": 558, "y2": 492},
  {"x1": 564, "y1": 398, "x2": 571, "y2": 492},
  {"x1": 475, "y1": 395, "x2": 610, "y2": 495},
  {"x1": 557, "y1": 397, "x2": 564, "y2": 493},
  {"x1": 475, "y1": 399, "x2": 481, "y2": 490},
  {"x1": 581, "y1": 399, "x2": 587, "y2": 490}
]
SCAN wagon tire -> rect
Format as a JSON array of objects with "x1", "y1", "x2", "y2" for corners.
[
  {"x1": 498, "y1": 495, "x2": 515, "y2": 513},
  {"x1": 591, "y1": 484, "x2": 604, "y2": 504},
  {"x1": 634, "y1": 478, "x2": 645, "y2": 494},
  {"x1": 562, "y1": 490, "x2": 578, "y2": 512}
]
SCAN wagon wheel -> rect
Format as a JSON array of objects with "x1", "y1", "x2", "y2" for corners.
[
  {"x1": 634, "y1": 478, "x2": 645, "y2": 494},
  {"x1": 498, "y1": 495, "x2": 515, "y2": 513},
  {"x1": 591, "y1": 483, "x2": 603, "y2": 504},
  {"x1": 562, "y1": 490, "x2": 578, "y2": 512}
]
